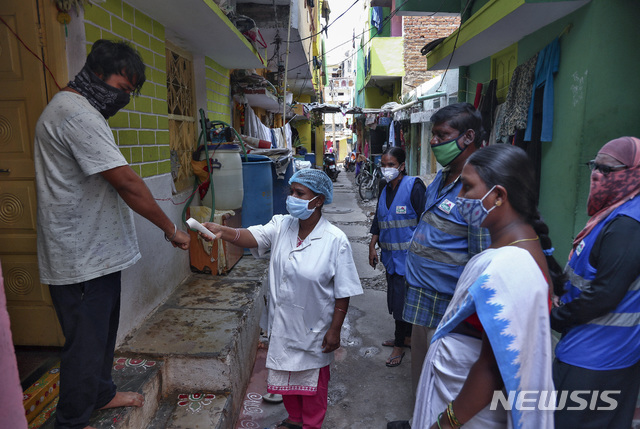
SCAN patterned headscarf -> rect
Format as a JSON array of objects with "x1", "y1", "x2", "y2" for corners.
[
  {"x1": 572, "y1": 136, "x2": 640, "y2": 253},
  {"x1": 67, "y1": 65, "x2": 131, "y2": 119}
]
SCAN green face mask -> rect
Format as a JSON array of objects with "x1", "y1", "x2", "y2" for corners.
[{"x1": 430, "y1": 135, "x2": 467, "y2": 167}]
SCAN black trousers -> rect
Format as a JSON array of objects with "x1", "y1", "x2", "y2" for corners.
[
  {"x1": 553, "y1": 357, "x2": 640, "y2": 429},
  {"x1": 386, "y1": 273, "x2": 412, "y2": 347},
  {"x1": 49, "y1": 271, "x2": 121, "y2": 429}
]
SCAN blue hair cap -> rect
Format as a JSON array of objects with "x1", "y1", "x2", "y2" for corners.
[{"x1": 288, "y1": 168, "x2": 333, "y2": 204}]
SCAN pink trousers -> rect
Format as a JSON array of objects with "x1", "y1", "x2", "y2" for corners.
[{"x1": 282, "y1": 365, "x2": 330, "y2": 429}]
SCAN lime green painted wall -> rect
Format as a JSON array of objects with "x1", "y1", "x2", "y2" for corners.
[
  {"x1": 463, "y1": 0, "x2": 640, "y2": 261},
  {"x1": 314, "y1": 125, "x2": 325, "y2": 166},
  {"x1": 364, "y1": 87, "x2": 389, "y2": 108},
  {"x1": 295, "y1": 121, "x2": 312, "y2": 153},
  {"x1": 370, "y1": 37, "x2": 404, "y2": 77},
  {"x1": 204, "y1": 57, "x2": 231, "y2": 123},
  {"x1": 84, "y1": 0, "x2": 169, "y2": 178}
]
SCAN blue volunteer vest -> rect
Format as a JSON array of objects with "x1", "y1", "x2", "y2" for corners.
[
  {"x1": 378, "y1": 176, "x2": 418, "y2": 276},
  {"x1": 404, "y1": 170, "x2": 470, "y2": 294},
  {"x1": 555, "y1": 196, "x2": 640, "y2": 370}
]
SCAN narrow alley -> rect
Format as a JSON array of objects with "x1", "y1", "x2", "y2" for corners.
[{"x1": 233, "y1": 168, "x2": 415, "y2": 429}]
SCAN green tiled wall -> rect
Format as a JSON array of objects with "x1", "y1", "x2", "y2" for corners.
[
  {"x1": 205, "y1": 57, "x2": 231, "y2": 123},
  {"x1": 84, "y1": 0, "x2": 168, "y2": 178}
]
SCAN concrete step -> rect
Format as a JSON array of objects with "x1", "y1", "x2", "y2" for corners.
[
  {"x1": 35, "y1": 357, "x2": 162, "y2": 429},
  {"x1": 117, "y1": 256, "x2": 268, "y2": 428},
  {"x1": 31, "y1": 256, "x2": 268, "y2": 429},
  {"x1": 148, "y1": 392, "x2": 232, "y2": 428}
]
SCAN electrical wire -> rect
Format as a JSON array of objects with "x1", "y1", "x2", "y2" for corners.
[
  {"x1": 0, "y1": 16, "x2": 62, "y2": 90},
  {"x1": 436, "y1": 0, "x2": 474, "y2": 92},
  {"x1": 284, "y1": 0, "x2": 360, "y2": 43},
  {"x1": 288, "y1": 0, "x2": 413, "y2": 74}
]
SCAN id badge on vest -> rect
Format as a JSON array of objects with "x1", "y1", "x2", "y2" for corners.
[
  {"x1": 396, "y1": 205, "x2": 407, "y2": 215},
  {"x1": 437, "y1": 199, "x2": 455, "y2": 215}
]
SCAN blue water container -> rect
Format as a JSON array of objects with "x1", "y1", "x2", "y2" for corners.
[
  {"x1": 272, "y1": 156, "x2": 294, "y2": 215},
  {"x1": 304, "y1": 153, "x2": 316, "y2": 166},
  {"x1": 241, "y1": 155, "x2": 273, "y2": 228}
]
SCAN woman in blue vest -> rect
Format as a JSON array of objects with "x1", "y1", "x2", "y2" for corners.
[
  {"x1": 369, "y1": 147, "x2": 426, "y2": 367},
  {"x1": 552, "y1": 136, "x2": 640, "y2": 429},
  {"x1": 413, "y1": 144, "x2": 563, "y2": 429}
]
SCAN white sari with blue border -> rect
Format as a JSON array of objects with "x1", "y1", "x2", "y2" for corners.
[{"x1": 413, "y1": 247, "x2": 554, "y2": 429}]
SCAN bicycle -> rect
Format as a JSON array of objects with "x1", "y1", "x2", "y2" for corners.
[
  {"x1": 358, "y1": 163, "x2": 383, "y2": 201},
  {"x1": 355, "y1": 158, "x2": 372, "y2": 186}
]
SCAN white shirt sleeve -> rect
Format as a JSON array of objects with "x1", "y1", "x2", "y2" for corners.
[
  {"x1": 247, "y1": 215, "x2": 286, "y2": 258},
  {"x1": 333, "y1": 237, "x2": 364, "y2": 298}
]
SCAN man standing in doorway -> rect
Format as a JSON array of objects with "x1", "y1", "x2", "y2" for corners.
[
  {"x1": 34, "y1": 39, "x2": 190, "y2": 429},
  {"x1": 388, "y1": 103, "x2": 489, "y2": 429}
]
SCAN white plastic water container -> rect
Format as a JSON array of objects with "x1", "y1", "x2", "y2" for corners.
[{"x1": 200, "y1": 144, "x2": 244, "y2": 210}]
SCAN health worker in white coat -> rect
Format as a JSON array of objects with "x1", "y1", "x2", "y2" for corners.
[{"x1": 199, "y1": 168, "x2": 363, "y2": 429}]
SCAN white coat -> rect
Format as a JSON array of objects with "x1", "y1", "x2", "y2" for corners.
[{"x1": 248, "y1": 214, "x2": 363, "y2": 371}]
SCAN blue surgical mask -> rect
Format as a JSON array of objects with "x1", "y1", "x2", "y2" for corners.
[
  {"x1": 286, "y1": 195, "x2": 319, "y2": 220},
  {"x1": 455, "y1": 185, "x2": 497, "y2": 227}
]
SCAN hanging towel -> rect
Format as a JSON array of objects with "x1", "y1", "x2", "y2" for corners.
[
  {"x1": 524, "y1": 38, "x2": 560, "y2": 142},
  {"x1": 474, "y1": 83, "x2": 483, "y2": 108}
]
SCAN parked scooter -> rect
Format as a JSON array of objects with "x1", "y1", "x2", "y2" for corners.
[
  {"x1": 343, "y1": 152, "x2": 356, "y2": 172},
  {"x1": 323, "y1": 152, "x2": 340, "y2": 182}
]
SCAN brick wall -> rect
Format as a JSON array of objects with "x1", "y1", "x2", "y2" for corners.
[
  {"x1": 83, "y1": 0, "x2": 170, "y2": 178},
  {"x1": 403, "y1": 16, "x2": 460, "y2": 93},
  {"x1": 205, "y1": 58, "x2": 231, "y2": 123}
]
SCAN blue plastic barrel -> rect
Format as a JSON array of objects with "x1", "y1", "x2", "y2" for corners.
[
  {"x1": 304, "y1": 153, "x2": 315, "y2": 166},
  {"x1": 272, "y1": 157, "x2": 294, "y2": 215},
  {"x1": 242, "y1": 155, "x2": 273, "y2": 228}
]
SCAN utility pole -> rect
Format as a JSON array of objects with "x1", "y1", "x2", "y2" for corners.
[{"x1": 331, "y1": 79, "x2": 336, "y2": 156}]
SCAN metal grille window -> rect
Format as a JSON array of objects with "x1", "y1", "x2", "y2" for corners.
[{"x1": 166, "y1": 45, "x2": 196, "y2": 192}]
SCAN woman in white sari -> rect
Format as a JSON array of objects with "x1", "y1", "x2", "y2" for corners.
[{"x1": 413, "y1": 145, "x2": 564, "y2": 429}]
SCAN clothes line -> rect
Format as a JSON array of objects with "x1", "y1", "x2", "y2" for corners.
[{"x1": 243, "y1": 104, "x2": 292, "y2": 150}]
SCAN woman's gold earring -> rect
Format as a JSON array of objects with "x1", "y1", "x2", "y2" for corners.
[{"x1": 495, "y1": 199, "x2": 502, "y2": 207}]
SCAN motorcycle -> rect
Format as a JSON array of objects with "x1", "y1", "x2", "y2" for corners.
[
  {"x1": 343, "y1": 152, "x2": 356, "y2": 172},
  {"x1": 323, "y1": 153, "x2": 340, "y2": 182}
]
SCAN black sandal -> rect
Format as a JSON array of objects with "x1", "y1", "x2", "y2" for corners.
[{"x1": 276, "y1": 419, "x2": 303, "y2": 429}]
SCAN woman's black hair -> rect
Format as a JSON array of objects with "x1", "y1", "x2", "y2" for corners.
[
  {"x1": 382, "y1": 147, "x2": 406, "y2": 174},
  {"x1": 430, "y1": 102, "x2": 485, "y2": 147},
  {"x1": 467, "y1": 144, "x2": 565, "y2": 293},
  {"x1": 86, "y1": 39, "x2": 146, "y2": 95}
]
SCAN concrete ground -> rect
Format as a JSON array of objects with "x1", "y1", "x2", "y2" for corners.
[{"x1": 234, "y1": 168, "x2": 415, "y2": 429}]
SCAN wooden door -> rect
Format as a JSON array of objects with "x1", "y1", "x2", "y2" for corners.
[{"x1": 0, "y1": 0, "x2": 65, "y2": 345}]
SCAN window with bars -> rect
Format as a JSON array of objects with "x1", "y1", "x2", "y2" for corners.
[{"x1": 166, "y1": 46, "x2": 197, "y2": 192}]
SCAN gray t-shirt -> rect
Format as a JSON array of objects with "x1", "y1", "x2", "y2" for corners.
[{"x1": 34, "y1": 91, "x2": 141, "y2": 285}]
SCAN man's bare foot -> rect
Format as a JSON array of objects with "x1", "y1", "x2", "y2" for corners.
[{"x1": 99, "y1": 391, "x2": 145, "y2": 409}]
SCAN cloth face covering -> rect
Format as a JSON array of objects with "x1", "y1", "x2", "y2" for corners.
[
  {"x1": 381, "y1": 167, "x2": 400, "y2": 182},
  {"x1": 430, "y1": 135, "x2": 467, "y2": 167},
  {"x1": 286, "y1": 195, "x2": 318, "y2": 220},
  {"x1": 68, "y1": 65, "x2": 131, "y2": 119},
  {"x1": 572, "y1": 136, "x2": 640, "y2": 253},
  {"x1": 456, "y1": 185, "x2": 497, "y2": 227}
]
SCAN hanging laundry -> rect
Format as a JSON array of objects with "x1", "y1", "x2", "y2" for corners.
[
  {"x1": 474, "y1": 83, "x2": 483, "y2": 109},
  {"x1": 478, "y1": 79, "x2": 498, "y2": 141},
  {"x1": 496, "y1": 53, "x2": 538, "y2": 143},
  {"x1": 371, "y1": 7, "x2": 383, "y2": 34},
  {"x1": 525, "y1": 38, "x2": 560, "y2": 142}
]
